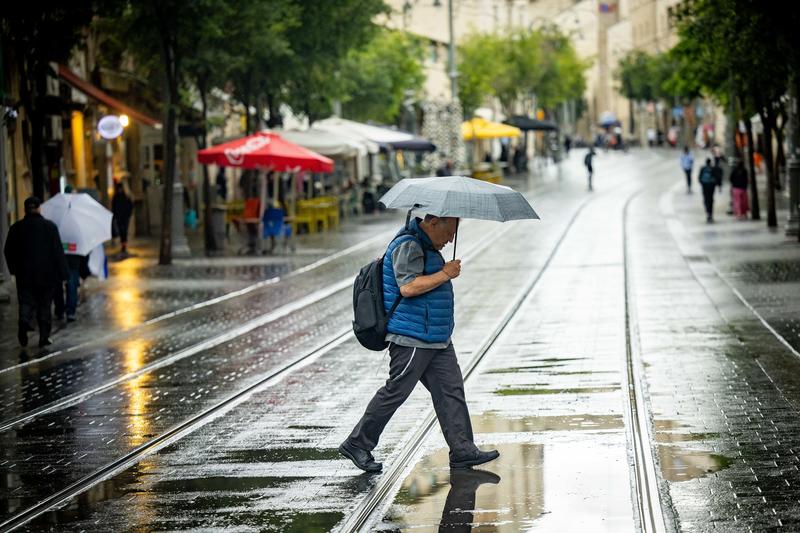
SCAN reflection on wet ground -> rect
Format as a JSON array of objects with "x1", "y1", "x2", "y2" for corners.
[
  {"x1": 381, "y1": 434, "x2": 633, "y2": 532},
  {"x1": 656, "y1": 446, "x2": 732, "y2": 482}
]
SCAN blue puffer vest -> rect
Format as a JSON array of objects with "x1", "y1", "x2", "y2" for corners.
[{"x1": 383, "y1": 218, "x2": 454, "y2": 343}]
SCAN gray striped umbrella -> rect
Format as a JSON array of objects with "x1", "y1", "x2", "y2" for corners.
[{"x1": 378, "y1": 175, "x2": 539, "y2": 258}]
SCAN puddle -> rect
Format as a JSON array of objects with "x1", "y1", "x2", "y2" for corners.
[
  {"x1": 655, "y1": 432, "x2": 719, "y2": 443},
  {"x1": 494, "y1": 386, "x2": 620, "y2": 396},
  {"x1": 657, "y1": 446, "x2": 733, "y2": 482},
  {"x1": 473, "y1": 412, "x2": 624, "y2": 433},
  {"x1": 221, "y1": 447, "x2": 341, "y2": 463},
  {"x1": 380, "y1": 437, "x2": 634, "y2": 531},
  {"x1": 146, "y1": 510, "x2": 344, "y2": 531},
  {"x1": 486, "y1": 364, "x2": 567, "y2": 373},
  {"x1": 654, "y1": 419, "x2": 691, "y2": 432},
  {"x1": 152, "y1": 475, "x2": 302, "y2": 493}
]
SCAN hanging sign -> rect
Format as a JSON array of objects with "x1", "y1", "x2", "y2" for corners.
[{"x1": 98, "y1": 115, "x2": 124, "y2": 140}]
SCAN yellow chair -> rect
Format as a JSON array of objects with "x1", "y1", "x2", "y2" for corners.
[{"x1": 297, "y1": 199, "x2": 328, "y2": 233}]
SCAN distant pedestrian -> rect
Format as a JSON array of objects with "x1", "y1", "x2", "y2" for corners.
[
  {"x1": 340, "y1": 215, "x2": 499, "y2": 473},
  {"x1": 564, "y1": 135, "x2": 572, "y2": 154},
  {"x1": 584, "y1": 148, "x2": 596, "y2": 191},
  {"x1": 711, "y1": 159, "x2": 724, "y2": 193},
  {"x1": 4, "y1": 196, "x2": 69, "y2": 347},
  {"x1": 436, "y1": 159, "x2": 454, "y2": 177},
  {"x1": 112, "y1": 181, "x2": 133, "y2": 255},
  {"x1": 216, "y1": 167, "x2": 228, "y2": 200},
  {"x1": 730, "y1": 160, "x2": 749, "y2": 219},
  {"x1": 698, "y1": 158, "x2": 716, "y2": 222},
  {"x1": 680, "y1": 146, "x2": 694, "y2": 193},
  {"x1": 647, "y1": 128, "x2": 656, "y2": 147}
]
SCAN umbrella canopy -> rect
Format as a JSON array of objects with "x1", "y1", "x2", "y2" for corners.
[
  {"x1": 462, "y1": 117, "x2": 522, "y2": 140},
  {"x1": 599, "y1": 111, "x2": 620, "y2": 128},
  {"x1": 197, "y1": 131, "x2": 334, "y2": 172},
  {"x1": 372, "y1": 125, "x2": 436, "y2": 152},
  {"x1": 314, "y1": 117, "x2": 436, "y2": 152},
  {"x1": 378, "y1": 175, "x2": 538, "y2": 222},
  {"x1": 41, "y1": 193, "x2": 113, "y2": 256},
  {"x1": 505, "y1": 115, "x2": 558, "y2": 131},
  {"x1": 276, "y1": 128, "x2": 364, "y2": 158}
]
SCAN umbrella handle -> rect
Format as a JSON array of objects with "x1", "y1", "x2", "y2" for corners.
[
  {"x1": 405, "y1": 203, "x2": 420, "y2": 229},
  {"x1": 452, "y1": 218, "x2": 459, "y2": 261}
]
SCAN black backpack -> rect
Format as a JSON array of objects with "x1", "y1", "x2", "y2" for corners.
[{"x1": 352, "y1": 231, "x2": 423, "y2": 351}]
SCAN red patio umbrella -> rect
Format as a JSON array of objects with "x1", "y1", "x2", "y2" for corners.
[{"x1": 197, "y1": 131, "x2": 334, "y2": 173}]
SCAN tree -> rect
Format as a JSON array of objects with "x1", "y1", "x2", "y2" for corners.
[
  {"x1": 183, "y1": 2, "x2": 235, "y2": 255},
  {"x1": 339, "y1": 31, "x2": 425, "y2": 124},
  {"x1": 457, "y1": 33, "x2": 505, "y2": 118},
  {"x1": 280, "y1": 0, "x2": 389, "y2": 123},
  {"x1": 457, "y1": 27, "x2": 587, "y2": 119},
  {"x1": 1, "y1": 2, "x2": 100, "y2": 199},
  {"x1": 120, "y1": 0, "x2": 228, "y2": 265}
]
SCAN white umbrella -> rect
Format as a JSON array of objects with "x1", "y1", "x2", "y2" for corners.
[{"x1": 41, "y1": 193, "x2": 113, "y2": 256}]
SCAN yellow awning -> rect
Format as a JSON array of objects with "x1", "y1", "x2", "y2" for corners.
[{"x1": 461, "y1": 117, "x2": 522, "y2": 140}]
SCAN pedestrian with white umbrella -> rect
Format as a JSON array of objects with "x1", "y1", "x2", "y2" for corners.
[
  {"x1": 41, "y1": 192, "x2": 113, "y2": 322},
  {"x1": 341, "y1": 176, "x2": 538, "y2": 473}
]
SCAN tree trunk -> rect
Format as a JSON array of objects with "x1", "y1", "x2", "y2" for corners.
[
  {"x1": 198, "y1": 82, "x2": 216, "y2": 254},
  {"x1": 774, "y1": 123, "x2": 785, "y2": 191},
  {"x1": 759, "y1": 109, "x2": 778, "y2": 228},
  {"x1": 266, "y1": 92, "x2": 282, "y2": 128},
  {"x1": 744, "y1": 117, "x2": 761, "y2": 220},
  {"x1": 628, "y1": 98, "x2": 635, "y2": 138},
  {"x1": 158, "y1": 39, "x2": 178, "y2": 266}
]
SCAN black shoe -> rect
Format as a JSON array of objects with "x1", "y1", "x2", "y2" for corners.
[
  {"x1": 449, "y1": 449, "x2": 500, "y2": 469},
  {"x1": 66, "y1": 315, "x2": 76, "y2": 323},
  {"x1": 17, "y1": 330, "x2": 28, "y2": 347},
  {"x1": 338, "y1": 441, "x2": 382, "y2": 473},
  {"x1": 38, "y1": 338, "x2": 52, "y2": 348}
]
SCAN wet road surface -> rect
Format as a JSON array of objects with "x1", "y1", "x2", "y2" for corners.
[{"x1": 2, "y1": 149, "x2": 800, "y2": 531}]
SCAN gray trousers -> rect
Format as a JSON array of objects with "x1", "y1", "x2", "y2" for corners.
[{"x1": 347, "y1": 343, "x2": 479, "y2": 460}]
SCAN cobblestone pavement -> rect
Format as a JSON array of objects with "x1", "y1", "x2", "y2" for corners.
[{"x1": 3, "y1": 148, "x2": 799, "y2": 532}]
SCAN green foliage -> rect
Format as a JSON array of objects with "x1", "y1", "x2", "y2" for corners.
[
  {"x1": 339, "y1": 31, "x2": 425, "y2": 124},
  {"x1": 280, "y1": 0, "x2": 389, "y2": 122},
  {"x1": 456, "y1": 26, "x2": 587, "y2": 117},
  {"x1": 457, "y1": 33, "x2": 505, "y2": 117}
]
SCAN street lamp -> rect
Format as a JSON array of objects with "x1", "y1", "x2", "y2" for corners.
[{"x1": 434, "y1": 0, "x2": 457, "y2": 102}]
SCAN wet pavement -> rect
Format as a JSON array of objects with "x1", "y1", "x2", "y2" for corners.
[{"x1": 2, "y1": 148, "x2": 799, "y2": 532}]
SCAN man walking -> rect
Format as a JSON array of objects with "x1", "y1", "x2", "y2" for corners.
[
  {"x1": 584, "y1": 148, "x2": 596, "y2": 191},
  {"x1": 681, "y1": 146, "x2": 694, "y2": 193},
  {"x1": 340, "y1": 214, "x2": 499, "y2": 472},
  {"x1": 4, "y1": 196, "x2": 69, "y2": 347},
  {"x1": 698, "y1": 158, "x2": 717, "y2": 223}
]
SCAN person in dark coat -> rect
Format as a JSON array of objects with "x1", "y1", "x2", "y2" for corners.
[
  {"x1": 584, "y1": 148, "x2": 596, "y2": 191},
  {"x1": 4, "y1": 196, "x2": 69, "y2": 347},
  {"x1": 730, "y1": 160, "x2": 750, "y2": 219},
  {"x1": 111, "y1": 181, "x2": 134, "y2": 255},
  {"x1": 698, "y1": 158, "x2": 717, "y2": 222}
]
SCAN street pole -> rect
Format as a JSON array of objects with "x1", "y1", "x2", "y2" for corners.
[
  {"x1": 786, "y1": 80, "x2": 799, "y2": 237},
  {"x1": 0, "y1": 109, "x2": 11, "y2": 303},
  {"x1": 448, "y1": 0, "x2": 457, "y2": 102}
]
